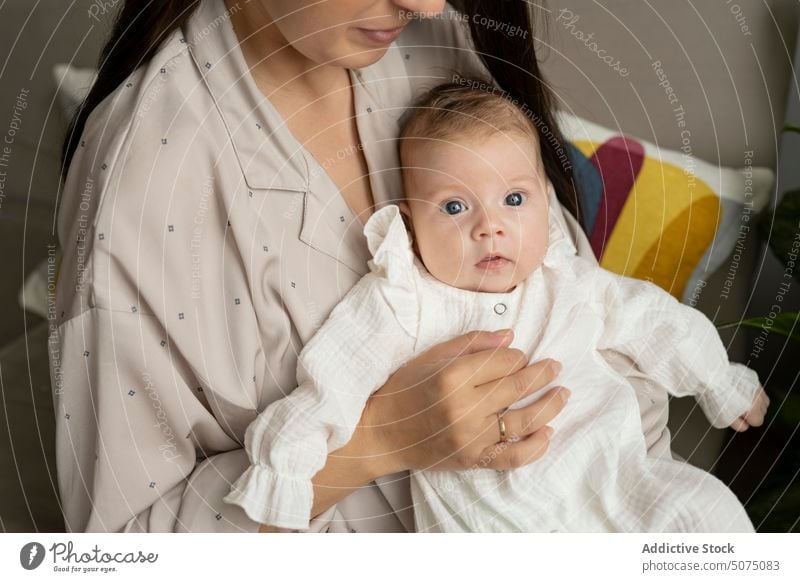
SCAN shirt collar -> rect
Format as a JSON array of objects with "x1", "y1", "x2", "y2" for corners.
[
  {"x1": 183, "y1": 0, "x2": 410, "y2": 203},
  {"x1": 184, "y1": 0, "x2": 308, "y2": 192}
]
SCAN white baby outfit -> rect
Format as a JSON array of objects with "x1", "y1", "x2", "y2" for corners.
[{"x1": 225, "y1": 187, "x2": 759, "y2": 532}]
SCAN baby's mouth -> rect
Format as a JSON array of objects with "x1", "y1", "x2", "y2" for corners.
[{"x1": 475, "y1": 254, "x2": 510, "y2": 269}]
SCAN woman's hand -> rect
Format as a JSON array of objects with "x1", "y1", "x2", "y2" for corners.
[
  {"x1": 729, "y1": 385, "x2": 770, "y2": 432},
  {"x1": 363, "y1": 329, "x2": 569, "y2": 473}
]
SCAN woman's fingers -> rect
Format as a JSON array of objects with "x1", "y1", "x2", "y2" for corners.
[
  {"x1": 442, "y1": 344, "x2": 530, "y2": 391},
  {"x1": 480, "y1": 427, "x2": 553, "y2": 470},
  {"x1": 422, "y1": 329, "x2": 516, "y2": 368},
  {"x1": 497, "y1": 386, "x2": 570, "y2": 440},
  {"x1": 384, "y1": 330, "x2": 568, "y2": 472},
  {"x1": 477, "y1": 357, "x2": 563, "y2": 413}
]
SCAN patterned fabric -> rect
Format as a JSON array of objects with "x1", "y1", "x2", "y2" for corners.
[
  {"x1": 560, "y1": 113, "x2": 774, "y2": 302},
  {"x1": 49, "y1": 0, "x2": 488, "y2": 533}
]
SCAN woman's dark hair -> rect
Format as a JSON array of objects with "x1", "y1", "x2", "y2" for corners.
[
  {"x1": 61, "y1": 0, "x2": 200, "y2": 180},
  {"x1": 457, "y1": 0, "x2": 582, "y2": 228},
  {"x1": 62, "y1": 0, "x2": 582, "y2": 228}
]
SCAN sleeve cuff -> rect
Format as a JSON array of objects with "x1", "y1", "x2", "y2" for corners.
[
  {"x1": 223, "y1": 463, "x2": 314, "y2": 530},
  {"x1": 697, "y1": 363, "x2": 760, "y2": 428}
]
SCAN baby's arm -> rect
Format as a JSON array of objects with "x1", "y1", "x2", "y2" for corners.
[
  {"x1": 592, "y1": 266, "x2": 762, "y2": 429},
  {"x1": 224, "y1": 273, "x2": 417, "y2": 529}
]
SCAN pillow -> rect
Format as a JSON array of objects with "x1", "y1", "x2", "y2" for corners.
[
  {"x1": 52, "y1": 63, "x2": 96, "y2": 118},
  {"x1": 18, "y1": 65, "x2": 95, "y2": 319},
  {"x1": 558, "y1": 111, "x2": 774, "y2": 303}
]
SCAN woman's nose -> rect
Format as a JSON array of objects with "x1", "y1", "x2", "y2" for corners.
[{"x1": 392, "y1": 0, "x2": 446, "y2": 18}]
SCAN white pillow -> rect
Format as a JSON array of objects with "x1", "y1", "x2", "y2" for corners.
[
  {"x1": 52, "y1": 63, "x2": 97, "y2": 118},
  {"x1": 18, "y1": 65, "x2": 97, "y2": 319}
]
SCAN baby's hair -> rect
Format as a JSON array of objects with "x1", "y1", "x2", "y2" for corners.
[{"x1": 398, "y1": 79, "x2": 540, "y2": 163}]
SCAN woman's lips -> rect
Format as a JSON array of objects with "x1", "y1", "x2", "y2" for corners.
[
  {"x1": 475, "y1": 257, "x2": 510, "y2": 270},
  {"x1": 356, "y1": 26, "x2": 405, "y2": 45}
]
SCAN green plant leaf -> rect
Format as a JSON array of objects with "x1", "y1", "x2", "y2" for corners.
[
  {"x1": 783, "y1": 123, "x2": 800, "y2": 135},
  {"x1": 716, "y1": 312, "x2": 800, "y2": 341},
  {"x1": 748, "y1": 479, "x2": 800, "y2": 533},
  {"x1": 765, "y1": 385, "x2": 800, "y2": 431},
  {"x1": 759, "y1": 189, "x2": 800, "y2": 283}
]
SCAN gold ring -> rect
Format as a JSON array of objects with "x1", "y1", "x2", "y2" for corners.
[{"x1": 497, "y1": 413, "x2": 507, "y2": 443}]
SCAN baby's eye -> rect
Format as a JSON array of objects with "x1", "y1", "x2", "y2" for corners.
[
  {"x1": 442, "y1": 199, "x2": 467, "y2": 215},
  {"x1": 505, "y1": 191, "x2": 526, "y2": 206}
]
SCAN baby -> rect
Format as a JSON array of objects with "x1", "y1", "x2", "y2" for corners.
[{"x1": 225, "y1": 83, "x2": 768, "y2": 532}]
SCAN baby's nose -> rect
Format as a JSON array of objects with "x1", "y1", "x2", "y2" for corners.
[{"x1": 475, "y1": 211, "x2": 505, "y2": 238}]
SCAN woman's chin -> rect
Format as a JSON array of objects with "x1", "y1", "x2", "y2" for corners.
[{"x1": 335, "y1": 40, "x2": 391, "y2": 68}]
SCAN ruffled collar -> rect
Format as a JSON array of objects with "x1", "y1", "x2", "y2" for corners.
[{"x1": 541, "y1": 182, "x2": 578, "y2": 267}]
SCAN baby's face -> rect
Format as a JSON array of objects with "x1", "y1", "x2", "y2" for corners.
[{"x1": 400, "y1": 131, "x2": 549, "y2": 293}]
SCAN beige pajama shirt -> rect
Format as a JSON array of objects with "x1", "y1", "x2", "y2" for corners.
[{"x1": 50, "y1": 0, "x2": 671, "y2": 533}]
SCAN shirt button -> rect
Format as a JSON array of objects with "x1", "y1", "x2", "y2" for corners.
[{"x1": 494, "y1": 303, "x2": 507, "y2": 315}]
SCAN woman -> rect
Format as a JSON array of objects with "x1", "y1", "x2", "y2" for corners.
[{"x1": 53, "y1": 0, "x2": 671, "y2": 533}]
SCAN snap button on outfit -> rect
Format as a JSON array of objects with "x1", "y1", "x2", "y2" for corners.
[{"x1": 494, "y1": 303, "x2": 507, "y2": 315}]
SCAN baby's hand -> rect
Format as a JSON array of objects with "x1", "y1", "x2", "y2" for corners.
[{"x1": 729, "y1": 385, "x2": 769, "y2": 432}]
